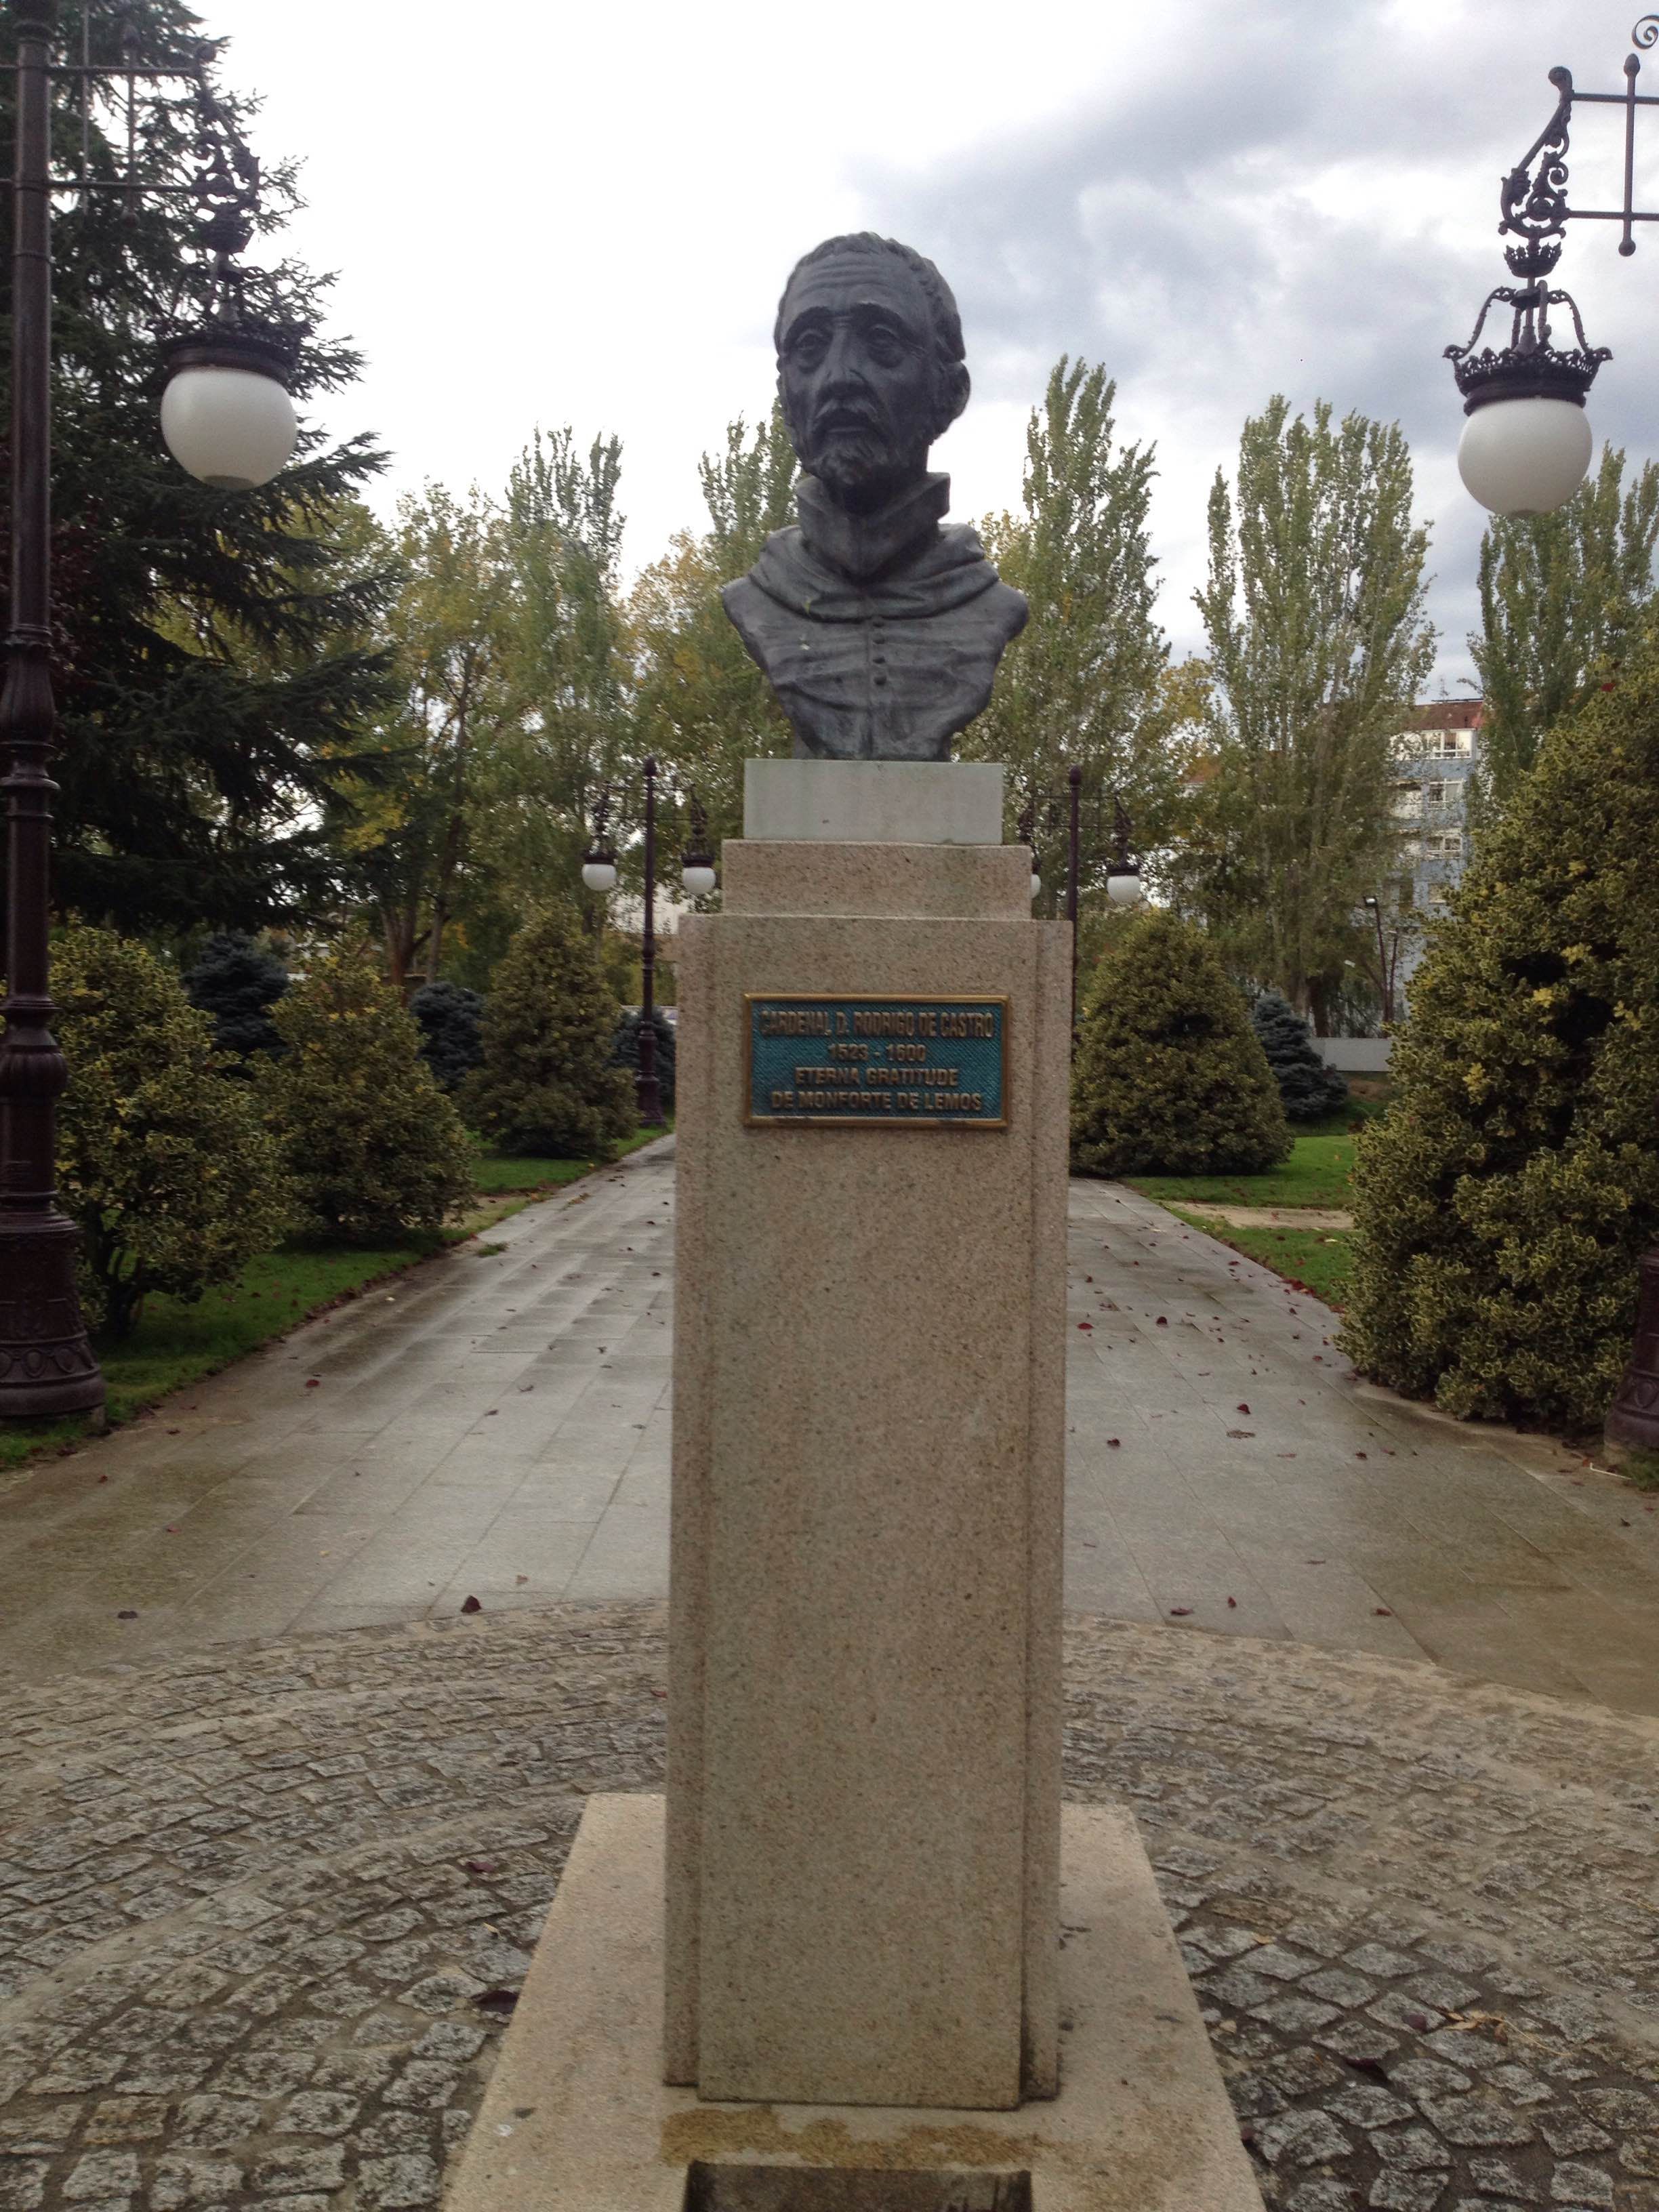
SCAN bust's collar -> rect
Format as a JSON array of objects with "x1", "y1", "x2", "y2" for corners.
[{"x1": 796, "y1": 472, "x2": 951, "y2": 583}]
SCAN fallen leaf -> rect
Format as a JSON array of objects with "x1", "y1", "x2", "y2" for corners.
[
  {"x1": 515, "y1": 1574, "x2": 529, "y2": 1585},
  {"x1": 1374, "y1": 1607, "x2": 1393, "y2": 1617},
  {"x1": 461, "y1": 1595, "x2": 483, "y2": 1615},
  {"x1": 1169, "y1": 1606, "x2": 1193, "y2": 1617},
  {"x1": 1237, "y1": 1403, "x2": 1251, "y2": 1414},
  {"x1": 1155, "y1": 1316, "x2": 1168, "y2": 1327},
  {"x1": 1356, "y1": 1451, "x2": 1368, "y2": 1460},
  {"x1": 1107, "y1": 1437, "x2": 1121, "y2": 1448},
  {"x1": 1227, "y1": 1596, "x2": 1237, "y2": 1608},
  {"x1": 1077, "y1": 1322, "x2": 1092, "y2": 1332},
  {"x1": 117, "y1": 1609, "x2": 138, "y2": 1620},
  {"x1": 304, "y1": 1378, "x2": 321, "y2": 1389},
  {"x1": 1226, "y1": 1429, "x2": 1254, "y2": 1439},
  {"x1": 465, "y1": 1858, "x2": 499, "y2": 1875}
]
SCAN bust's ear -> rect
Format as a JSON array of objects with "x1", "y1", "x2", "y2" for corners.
[{"x1": 937, "y1": 360, "x2": 970, "y2": 434}]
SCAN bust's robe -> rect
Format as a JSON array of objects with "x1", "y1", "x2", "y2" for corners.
[{"x1": 722, "y1": 472, "x2": 1027, "y2": 762}]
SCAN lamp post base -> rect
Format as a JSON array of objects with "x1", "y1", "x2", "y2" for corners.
[
  {"x1": 0, "y1": 1211, "x2": 104, "y2": 1419},
  {"x1": 1605, "y1": 1248, "x2": 1659, "y2": 1454}
]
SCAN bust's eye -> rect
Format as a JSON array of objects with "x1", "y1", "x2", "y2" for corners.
[
  {"x1": 789, "y1": 329, "x2": 828, "y2": 365},
  {"x1": 866, "y1": 325, "x2": 903, "y2": 363}
]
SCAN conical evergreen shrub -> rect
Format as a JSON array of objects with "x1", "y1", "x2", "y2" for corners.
[
  {"x1": 51, "y1": 925, "x2": 293, "y2": 1335},
  {"x1": 410, "y1": 980, "x2": 486, "y2": 1092},
  {"x1": 1251, "y1": 989, "x2": 1349, "y2": 1122},
  {"x1": 1071, "y1": 909, "x2": 1292, "y2": 1176},
  {"x1": 183, "y1": 930, "x2": 289, "y2": 1065},
  {"x1": 611, "y1": 1006, "x2": 676, "y2": 1115},
  {"x1": 264, "y1": 942, "x2": 473, "y2": 1240},
  {"x1": 460, "y1": 906, "x2": 636, "y2": 1158},
  {"x1": 1341, "y1": 615, "x2": 1659, "y2": 1431}
]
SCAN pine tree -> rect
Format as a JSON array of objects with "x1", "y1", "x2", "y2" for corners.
[
  {"x1": 1251, "y1": 990, "x2": 1349, "y2": 1123},
  {"x1": 1183, "y1": 396, "x2": 1435, "y2": 1021},
  {"x1": 461, "y1": 906, "x2": 636, "y2": 1158},
  {"x1": 0, "y1": 0, "x2": 396, "y2": 937},
  {"x1": 264, "y1": 943, "x2": 473, "y2": 1240},
  {"x1": 1071, "y1": 910, "x2": 1292, "y2": 1178},
  {"x1": 409, "y1": 980, "x2": 486, "y2": 1092},
  {"x1": 1340, "y1": 607, "x2": 1659, "y2": 1431},
  {"x1": 52, "y1": 924, "x2": 293, "y2": 1335},
  {"x1": 183, "y1": 930, "x2": 289, "y2": 1063}
]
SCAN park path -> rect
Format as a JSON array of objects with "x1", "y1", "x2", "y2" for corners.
[{"x1": 1, "y1": 1140, "x2": 1657, "y2": 1709}]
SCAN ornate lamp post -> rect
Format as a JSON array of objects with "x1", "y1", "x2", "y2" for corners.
[
  {"x1": 1019, "y1": 775, "x2": 1143, "y2": 1040},
  {"x1": 1443, "y1": 15, "x2": 1659, "y2": 1450},
  {"x1": 579, "y1": 767, "x2": 714, "y2": 1128},
  {"x1": 1, "y1": 4, "x2": 300, "y2": 1421},
  {"x1": 1441, "y1": 19, "x2": 1659, "y2": 513}
]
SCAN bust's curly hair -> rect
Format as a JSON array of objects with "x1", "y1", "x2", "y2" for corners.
[{"x1": 775, "y1": 234, "x2": 971, "y2": 443}]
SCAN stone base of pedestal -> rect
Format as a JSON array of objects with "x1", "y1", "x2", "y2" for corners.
[{"x1": 443, "y1": 1794, "x2": 1265, "y2": 2212}]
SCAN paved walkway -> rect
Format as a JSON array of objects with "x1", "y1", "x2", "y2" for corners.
[{"x1": 1, "y1": 1141, "x2": 1657, "y2": 1710}]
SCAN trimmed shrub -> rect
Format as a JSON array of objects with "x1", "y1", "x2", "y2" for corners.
[
  {"x1": 410, "y1": 980, "x2": 486, "y2": 1092},
  {"x1": 1340, "y1": 625, "x2": 1659, "y2": 1432},
  {"x1": 182, "y1": 929, "x2": 289, "y2": 1065},
  {"x1": 264, "y1": 942, "x2": 474, "y2": 1240},
  {"x1": 1252, "y1": 989, "x2": 1349, "y2": 1123},
  {"x1": 461, "y1": 906, "x2": 636, "y2": 1158},
  {"x1": 611, "y1": 1006, "x2": 676, "y2": 1115},
  {"x1": 50, "y1": 924, "x2": 293, "y2": 1336},
  {"x1": 1071, "y1": 909, "x2": 1292, "y2": 1177}
]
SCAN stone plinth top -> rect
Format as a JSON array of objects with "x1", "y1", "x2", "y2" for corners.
[
  {"x1": 743, "y1": 759, "x2": 1005, "y2": 845},
  {"x1": 721, "y1": 839, "x2": 1030, "y2": 920}
]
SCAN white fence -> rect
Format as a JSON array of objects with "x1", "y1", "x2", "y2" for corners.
[{"x1": 1315, "y1": 1038, "x2": 1392, "y2": 1073}]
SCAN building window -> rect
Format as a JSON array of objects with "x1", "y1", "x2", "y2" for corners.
[{"x1": 1429, "y1": 832, "x2": 1462, "y2": 858}]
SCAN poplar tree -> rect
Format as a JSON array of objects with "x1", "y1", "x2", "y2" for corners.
[
  {"x1": 963, "y1": 359, "x2": 1177, "y2": 874},
  {"x1": 1183, "y1": 396, "x2": 1435, "y2": 1021},
  {"x1": 1470, "y1": 442, "x2": 1659, "y2": 813},
  {"x1": 630, "y1": 408, "x2": 796, "y2": 853}
]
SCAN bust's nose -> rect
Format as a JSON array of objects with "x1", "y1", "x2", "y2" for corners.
[{"x1": 818, "y1": 320, "x2": 872, "y2": 390}]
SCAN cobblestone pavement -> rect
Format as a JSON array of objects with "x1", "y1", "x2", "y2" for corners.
[{"x1": 2, "y1": 1605, "x2": 1657, "y2": 2212}]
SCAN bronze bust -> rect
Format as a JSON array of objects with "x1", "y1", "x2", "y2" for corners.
[{"x1": 723, "y1": 234, "x2": 1027, "y2": 762}]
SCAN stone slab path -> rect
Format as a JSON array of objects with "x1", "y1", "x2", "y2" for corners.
[{"x1": 1, "y1": 1145, "x2": 1657, "y2": 1712}]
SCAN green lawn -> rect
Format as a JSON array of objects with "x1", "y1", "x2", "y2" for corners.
[
  {"x1": 1127, "y1": 1123, "x2": 1365, "y2": 1211},
  {"x1": 1168, "y1": 1210, "x2": 1355, "y2": 1310},
  {"x1": 468, "y1": 1120, "x2": 669, "y2": 1192},
  {"x1": 0, "y1": 1123, "x2": 673, "y2": 1477}
]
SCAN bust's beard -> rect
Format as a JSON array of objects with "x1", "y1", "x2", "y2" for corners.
[{"x1": 809, "y1": 432, "x2": 926, "y2": 515}]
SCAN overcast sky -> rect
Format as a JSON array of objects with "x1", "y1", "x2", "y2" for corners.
[{"x1": 203, "y1": 0, "x2": 1659, "y2": 697}]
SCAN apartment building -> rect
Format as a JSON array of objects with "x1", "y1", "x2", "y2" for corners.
[{"x1": 1378, "y1": 698, "x2": 1482, "y2": 1000}]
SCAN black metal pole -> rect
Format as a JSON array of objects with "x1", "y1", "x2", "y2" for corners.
[
  {"x1": 1066, "y1": 765, "x2": 1082, "y2": 1041},
  {"x1": 636, "y1": 756, "x2": 663, "y2": 1127},
  {"x1": 0, "y1": 0, "x2": 104, "y2": 1420}
]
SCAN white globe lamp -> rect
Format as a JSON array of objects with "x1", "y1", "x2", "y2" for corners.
[
  {"x1": 1457, "y1": 394, "x2": 1593, "y2": 516},
  {"x1": 1106, "y1": 865, "x2": 1145, "y2": 908},
  {"x1": 682, "y1": 861, "x2": 718, "y2": 900},
  {"x1": 161, "y1": 333, "x2": 298, "y2": 491},
  {"x1": 581, "y1": 851, "x2": 618, "y2": 895},
  {"x1": 1029, "y1": 871, "x2": 1042, "y2": 901}
]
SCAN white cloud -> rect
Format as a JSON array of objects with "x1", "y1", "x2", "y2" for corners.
[{"x1": 206, "y1": 0, "x2": 1659, "y2": 696}]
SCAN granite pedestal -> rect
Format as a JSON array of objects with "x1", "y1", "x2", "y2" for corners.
[{"x1": 664, "y1": 825, "x2": 1071, "y2": 2109}]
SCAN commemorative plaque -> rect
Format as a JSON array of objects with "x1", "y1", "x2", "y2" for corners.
[{"x1": 745, "y1": 994, "x2": 1008, "y2": 1128}]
